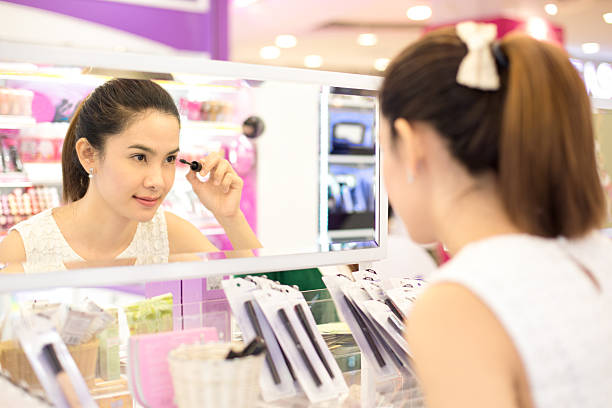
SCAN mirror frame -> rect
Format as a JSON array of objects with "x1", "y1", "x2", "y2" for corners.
[{"x1": 0, "y1": 40, "x2": 388, "y2": 292}]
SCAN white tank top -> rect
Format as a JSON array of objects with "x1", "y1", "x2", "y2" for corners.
[
  {"x1": 11, "y1": 207, "x2": 169, "y2": 273},
  {"x1": 430, "y1": 232, "x2": 612, "y2": 408}
]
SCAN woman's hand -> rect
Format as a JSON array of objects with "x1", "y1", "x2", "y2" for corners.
[{"x1": 185, "y1": 152, "x2": 244, "y2": 219}]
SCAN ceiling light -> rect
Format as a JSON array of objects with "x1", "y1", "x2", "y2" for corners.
[
  {"x1": 260, "y1": 46, "x2": 280, "y2": 60},
  {"x1": 526, "y1": 17, "x2": 548, "y2": 40},
  {"x1": 275, "y1": 34, "x2": 297, "y2": 48},
  {"x1": 406, "y1": 5, "x2": 432, "y2": 21},
  {"x1": 358, "y1": 33, "x2": 378, "y2": 47},
  {"x1": 234, "y1": 0, "x2": 259, "y2": 7},
  {"x1": 544, "y1": 3, "x2": 558, "y2": 16},
  {"x1": 304, "y1": 55, "x2": 323, "y2": 68},
  {"x1": 604, "y1": 12, "x2": 612, "y2": 24},
  {"x1": 582, "y1": 42, "x2": 600, "y2": 54},
  {"x1": 374, "y1": 58, "x2": 390, "y2": 72}
]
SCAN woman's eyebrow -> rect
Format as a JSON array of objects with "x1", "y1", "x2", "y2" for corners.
[{"x1": 128, "y1": 145, "x2": 180, "y2": 155}]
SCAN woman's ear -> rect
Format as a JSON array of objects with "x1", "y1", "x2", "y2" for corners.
[
  {"x1": 75, "y1": 137, "x2": 97, "y2": 173},
  {"x1": 393, "y1": 118, "x2": 425, "y2": 176}
]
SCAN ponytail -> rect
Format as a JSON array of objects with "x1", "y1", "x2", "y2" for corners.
[
  {"x1": 61, "y1": 102, "x2": 89, "y2": 203},
  {"x1": 498, "y1": 34, "x2": 606, "y2": 237}
]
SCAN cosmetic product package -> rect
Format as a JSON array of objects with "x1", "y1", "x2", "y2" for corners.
[
  {"x1": 362, "y1": 300, "x2": 411, "y2": 360},
  {"x1": 13, "y1": 314, "x2": 97, "y2": 408},
  {"x1": 342, "y1": 285, "x2": 410, "y2": 374},
  {"x1": 253, "y1": 284, "x2": 348, "y2": 403},
  {"x1": 322, "y1": 275, "x2": 397, "y2": 379},
  {"x1": 127, "y1": 326, "x2": 218, "y2": 408},
  {"x1": 344, "y1": 286, "x2": 414, "y2": 375},
  {"x1": 222, "y1": 278, "x2": 297, "y2": 402}
]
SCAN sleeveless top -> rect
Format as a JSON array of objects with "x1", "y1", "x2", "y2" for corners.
[
  {"x1": 11, "y1": 207, "x2": 169, "y2": 273},
  {"x1": 430, "y1": 232, "x2": 612, "y2": 408}
]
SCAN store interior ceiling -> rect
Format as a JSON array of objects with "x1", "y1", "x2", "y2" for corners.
[
  {"x1": 231, "y1": 0, "x2": 612, "y2": 74},
  {"x1": 0, "y1": 0, "x2": 610, "y2": 76}
]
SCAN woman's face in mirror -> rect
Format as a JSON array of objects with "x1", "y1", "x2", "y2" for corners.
[{"x1": 93, "y1": 110, "x2": 180, "y2": 222}]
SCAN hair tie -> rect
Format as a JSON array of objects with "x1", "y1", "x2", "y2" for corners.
[
  {"x1": 491, "y1": 42, "x2": 509, "y2": 69},
  {"x1": 456, "y1": 21, "x2": 500, "y2": 91}
]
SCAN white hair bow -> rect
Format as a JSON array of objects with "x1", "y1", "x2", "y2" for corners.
[{"x1": 456, "y1": 21, "x2": 500, "y2": 91}]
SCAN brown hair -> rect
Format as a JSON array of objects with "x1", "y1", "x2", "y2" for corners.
[
  {"x1": 380, "y1": 28, "x2": 607, "y2": 238},
  {"x1": 62, "y1": 78, "x2": 180, "y2": 203}
]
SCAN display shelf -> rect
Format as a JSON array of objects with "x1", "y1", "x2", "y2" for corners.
[
  {"x1": 0, "y1": 172, "x2": 32, "y2": 188},
  {"x1": 21, "y1": 163, "x2": 62, "y2": 185},
  {"x1": 0, "y1": 115, "x2": 35, "y2": 129},
  {"x1": 182, "y1": 119, "x2": 240, "y2": 132},
  {"x1": 328, "y1": 154, "x2": 375, "y2": 165},
  {"x1": 327, "y1": 229, "x2": 375, "y2": 239}
]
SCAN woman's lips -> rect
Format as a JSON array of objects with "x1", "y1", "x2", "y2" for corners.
[{"x1": 133, "y1": 195, "x2": 159, "y2": 208}]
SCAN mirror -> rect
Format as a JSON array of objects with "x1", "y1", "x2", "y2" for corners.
[{"x1": 0, "y1": 43, "x2": 383, "y2": 279}]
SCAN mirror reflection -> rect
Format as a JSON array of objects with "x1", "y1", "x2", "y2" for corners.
[{"x1": 0, "y1": 63, "x2": 379, "y2": 273}]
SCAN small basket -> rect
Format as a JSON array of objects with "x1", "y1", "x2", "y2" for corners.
[
  {"x1": 168, "y1": 342, "x2": 263, "y2": 408},
  {"x1": 0, "y1": 339, "x2": 99, "y2": 390}
]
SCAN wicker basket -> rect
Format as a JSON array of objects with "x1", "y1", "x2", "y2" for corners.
[
  {"x1": 168, "y1": 342, "x2": 263, "y2": 408},
  {"x1": 0, "y1": 339, "x2": 99, "y2": 390}
]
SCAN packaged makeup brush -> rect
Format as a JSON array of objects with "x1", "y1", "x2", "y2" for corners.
[
  {"x1": 322, "y1": 275, "x2": 397, "y2": 379},
  {"x1": 13, "y1": 313, "x2": 96, "y2": 408},
  {"x1": 253, "y1": 286, "x2": 347, "y2": 403},
  {"x1": 222, "y1": 278, "x2": 297, "y2": 402}
]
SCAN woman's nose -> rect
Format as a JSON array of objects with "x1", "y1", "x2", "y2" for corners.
[{"x1": 143, "y1": 167, "x2": 164, "y2": 190}]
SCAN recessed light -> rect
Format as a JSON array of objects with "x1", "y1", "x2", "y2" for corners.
[
  {"x1": 234, "y1": 0, "x2": 259, "y2": 7},
  {"x1": 374, "y1": 58, "x2": 390, "y2": 72},
  {"x1": 358, "y1": 33, "x2": 378, "y2": 47},
  {"x1": 582, "y1": 42, "x2": 600, "y2": 54},
  {"x1": 544, "y1": 3, "x2": 558, "y2": 16},
  {"x1": 304, "y1": 55, "x2": 323, "y2": 68},
  {"x1": 275, "y1": 35, "x2": 297, "y2": 48},
  {"x1": 406, "y1": 5, "x2": 432, "y2": 21},
  {"x1": 526, "y1": 17, "x2": 548, "y2": 40},
  {"x1": 260, "y1": 46, "x2": 280, "y2": 60},
  {"x1": 604, "y1": 12, "x2": 612, "y2": 24}
]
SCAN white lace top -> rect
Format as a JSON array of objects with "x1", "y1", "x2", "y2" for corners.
[
  {"x1": 430, "y1": 232, "x2": 612, "y2": 408},
  {"x1": 11, "y1": 207, "x2": 169, "y2": 273}
]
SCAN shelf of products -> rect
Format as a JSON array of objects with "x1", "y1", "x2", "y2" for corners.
[
  {"x1": 0, "y1": 185, "x2": 60, "y2": 234},
  {"x1": 328, "y1": 154, "x2": 376, "y2": 165}
]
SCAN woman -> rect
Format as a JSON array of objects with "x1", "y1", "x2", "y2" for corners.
[
  {"x1": 380, "y1": 22, "x2": 612, "y2": 407},
  {"x1": 0, "y1": 79, "x2": 260, "y2": 272}
]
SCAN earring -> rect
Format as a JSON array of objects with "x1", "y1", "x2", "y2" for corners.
[
  {"x1": 88, "y1": 168, "x2": 94, "y2": 179},
  {"x1": 406, "y1": 170, "x2": 414, "y2": 184}
]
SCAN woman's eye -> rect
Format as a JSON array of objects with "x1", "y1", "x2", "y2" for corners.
[
  {"x1": 132, "y1": 154, "x2": 146, "y2": 162},
  {"x1": 166, "y1": 155, "x2": 177, "y2": 163}
]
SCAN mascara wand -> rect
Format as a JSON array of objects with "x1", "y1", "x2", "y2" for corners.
[{"x1": 179, "y1": 159, "x2": 202, "y2": 172}]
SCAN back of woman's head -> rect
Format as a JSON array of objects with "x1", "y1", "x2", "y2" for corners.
[
  {"x1": 380, "y1": 26, "x2": 607, "y2": 238},
  {"x1": 62, "y1": 78, "x2": 179, "y2": 203}
]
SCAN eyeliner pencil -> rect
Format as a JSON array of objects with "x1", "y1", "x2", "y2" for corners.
[
  {"x1": 294, "y1": 303, "x2": 335, "y2": 379},
  {"x1": 244, "y1": 300, "x2": 281, "y2": 385},
  {"x1": 343, "y1": 295, "x2": 386, "y2": 368},
  {"x1": 278, "y1": 308, "x2": 322, "y2": 387}
]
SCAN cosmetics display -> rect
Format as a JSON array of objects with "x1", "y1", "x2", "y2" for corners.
[
  {"x1": 179, "y1": 97, "x2": 234, "y2": 122},
  {"x1": 0, "y1": 87, "x2": 34, "y2": 116},
  {"x1": 223, "y1": 276, "x2": 349, "y2": 403},
  {"x1": 322, "y1": 268, "x2": 427, "y2": 383},
  {"x1": 0, "y1": 186, "x2": 61, "y2": 234},
  {"x1": 18, "y1": 123, "x2": 68, "y2": 163}
]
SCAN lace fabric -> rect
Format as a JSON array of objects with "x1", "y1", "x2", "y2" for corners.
[{"x1": 11, "y1": 207, "x2": 169, "y2": 273}]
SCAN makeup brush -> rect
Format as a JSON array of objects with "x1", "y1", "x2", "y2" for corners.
[
  {"x1": 179, "y1": 159, "x2": 202, "y2": 172},
  {"x1": 42, "y1": 344, "x2": 82, "y2": 408}
]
